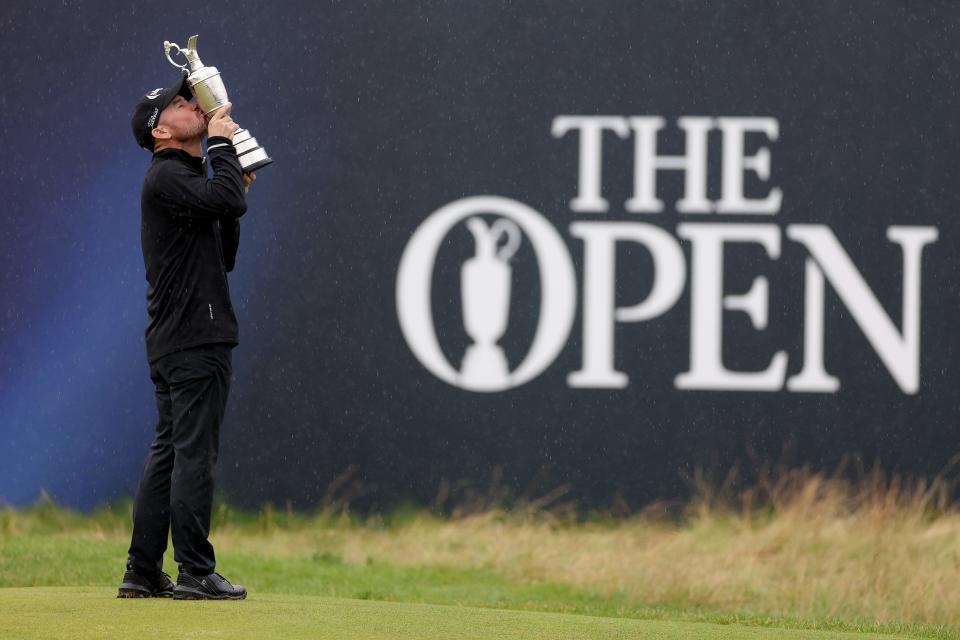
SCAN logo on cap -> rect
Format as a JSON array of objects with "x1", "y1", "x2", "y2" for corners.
[
  {"x1": 145, "y1": 87, "x2": 164, "y2": 100},
  {"x1": 146, "y1": 107, "x2": 159, "y2": 129}
]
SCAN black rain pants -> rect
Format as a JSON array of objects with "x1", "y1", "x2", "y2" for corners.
[{"x1": 126, "y1": 343, "x2": 233, "y2": 576}]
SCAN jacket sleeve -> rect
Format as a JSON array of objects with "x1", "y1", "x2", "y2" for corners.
[
  {"x1": 156, "y1": 137, "x2": 248, "y2": 219},
  {"x1": 220, "y1": 217, "x2": 240, "y2": 272}
]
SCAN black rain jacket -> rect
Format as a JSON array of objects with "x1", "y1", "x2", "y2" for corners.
[{"x1": 140, "y1": 136, "x2": 247, "y2": 363}]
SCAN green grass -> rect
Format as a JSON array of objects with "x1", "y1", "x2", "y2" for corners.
[
  {"x1": 3, "y1": 488, "x2": 958, "y2": 639},
  {"x1": 0, "y1": 534, "x2": 949, "y2": 639},
  {"x1": 0, "y1": 588, "x2": 924, "y2": 640},
  {"x1": 0, "y1": 535, "x2": 631, "y2": 615}
]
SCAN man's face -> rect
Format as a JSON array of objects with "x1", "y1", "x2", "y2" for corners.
[{"x1": 154, "y1": 95, "x2": 206, "y2": 144}]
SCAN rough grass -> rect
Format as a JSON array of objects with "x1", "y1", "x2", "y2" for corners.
[
  {"x1": 325, "y1": 467, "x2": 960, "y2": 630},
  {"x1": 1, "y1": 460, "x2": 957, "y2": 638}
]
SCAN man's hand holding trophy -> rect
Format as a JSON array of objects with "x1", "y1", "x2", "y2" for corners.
[
  {"x1": 207, "y1": 102, "x2": 238, "y2": 138},
  {"x1": 206, "y1": 103, "x2": 256, "y2": 192},
  {"x1": 164, "y1": 34, "x2": 272, "y2": 173}
]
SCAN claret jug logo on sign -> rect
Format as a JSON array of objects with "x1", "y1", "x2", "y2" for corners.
[{"x1": 396, "y1": 116, "x2": 938, "y2": 394}]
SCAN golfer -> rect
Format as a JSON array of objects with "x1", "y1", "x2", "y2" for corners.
[{"x1": 118, "y1": 75, "x2": 255, "y2": 600}]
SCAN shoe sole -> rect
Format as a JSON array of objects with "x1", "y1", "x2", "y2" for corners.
[
  {"x1": 117, "y1": 587, "x2": 174, "y2": 599},
  {"x1": 173, "y1": 587, "x2": 246, "y2": 601}
]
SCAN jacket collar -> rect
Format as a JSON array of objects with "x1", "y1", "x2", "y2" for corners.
[{"x1": 153, "y1": 148, "x2": 205, "y2": 173}]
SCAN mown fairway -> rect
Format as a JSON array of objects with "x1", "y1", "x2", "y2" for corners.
[{"x1": 0, "y1": 588, "x2": 924, "y2": 640}]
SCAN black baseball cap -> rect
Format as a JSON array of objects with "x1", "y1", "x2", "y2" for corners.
[{"x1": 130, "y1": 73, "x2": 193, "y2": 151}]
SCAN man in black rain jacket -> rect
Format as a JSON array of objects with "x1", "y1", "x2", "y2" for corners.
[{"x1": 119, "y1": 75, "x2": 255, "y2": 601}]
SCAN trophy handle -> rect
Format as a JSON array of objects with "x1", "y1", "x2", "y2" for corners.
[
  {"x1": 491, "y1": 219, "x2": 521, "y2": 261},
  {"x1": 163, "y1": 41, "x2": 189, "y2": 71}
]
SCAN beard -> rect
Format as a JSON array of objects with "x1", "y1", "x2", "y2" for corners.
[{"x1": 172, "y1": 116, "x2": 208, "y2": 142}]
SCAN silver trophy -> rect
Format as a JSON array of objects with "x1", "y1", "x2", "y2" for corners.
[{"x1": 163, "y1": 34, "x2": 272, "y2": 172}]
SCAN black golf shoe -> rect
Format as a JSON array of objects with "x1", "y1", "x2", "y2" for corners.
[
  {"x1": 173, "y1": 569, "x2": 247, "y2": 600},
  {"x1": 117, "y1": 567, "x2": 175, "y2": 598}
]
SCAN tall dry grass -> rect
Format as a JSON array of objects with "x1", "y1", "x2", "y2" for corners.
[
  {"x1": 173, "y1": 458, "x2": 960, "y2": 627},
  {"x1": 315, "y1": 460, "x2": 960, "y2": 627}
]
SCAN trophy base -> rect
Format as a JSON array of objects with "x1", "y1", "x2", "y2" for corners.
[
  {"x1": 459, "y1": 344, "x2": 510, "y2": 391},
  {"x1": 232, "y1": 129, "x2": 272, "y2": 172},
  {"x1": 242, "y1": 155, "x2": 273, "y2": 173}
]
